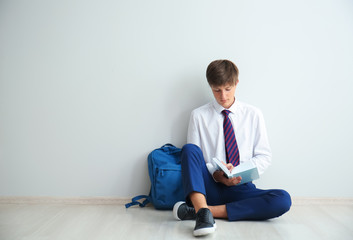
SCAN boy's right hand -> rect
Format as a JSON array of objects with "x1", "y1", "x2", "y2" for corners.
[{"x1": 213, "y1": 170, "x2": 242, "y2": 186}]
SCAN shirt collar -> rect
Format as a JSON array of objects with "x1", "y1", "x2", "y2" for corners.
[{"x1": 212, "y1": 98, "x2": 239, "y2": 114}]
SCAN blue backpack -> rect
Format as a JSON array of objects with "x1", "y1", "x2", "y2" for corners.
[{"x1": 125, "y1": 144, "x2": 185, "y2": 210}]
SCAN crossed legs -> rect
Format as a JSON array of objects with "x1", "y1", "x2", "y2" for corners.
[{"x1": 181, "y1": 144, "x2": 291, "y2": 221}]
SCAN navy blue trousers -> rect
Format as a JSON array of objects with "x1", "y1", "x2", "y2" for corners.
[{"x1": 181, "y1": 144, "x2": 291, "y2": 221}]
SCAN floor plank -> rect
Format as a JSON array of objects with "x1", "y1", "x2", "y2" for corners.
[{"x1": 0, "y1": 203, "x2": 352, "y2": 240}]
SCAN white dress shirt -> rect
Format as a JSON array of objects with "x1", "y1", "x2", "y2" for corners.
[{"x1": 187, "y1": 99, "x2": 272, "y2": 177}]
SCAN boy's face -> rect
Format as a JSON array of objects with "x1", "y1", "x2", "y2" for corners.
[{"x1": 211, "y1": 82, "x2": 237, "y2": 109}]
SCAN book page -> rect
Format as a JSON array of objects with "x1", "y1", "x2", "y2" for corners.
[{"x1": 212, "y1": 158, "x2": 231, "y2": 176}]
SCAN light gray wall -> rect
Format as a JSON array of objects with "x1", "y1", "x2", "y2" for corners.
[{"x1": 1, "y1": 0, "x2": 352, "y2": 198}]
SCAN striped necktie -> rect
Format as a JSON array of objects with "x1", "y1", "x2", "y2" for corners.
[{"x1": 222, "y1": 110, "x2": 240, "y2": 166}]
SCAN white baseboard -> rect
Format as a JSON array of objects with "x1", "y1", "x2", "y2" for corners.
[
  {"x1": 0, "y1": 196, "x2": 130, "y2": 205},
  {"x1": 0, "y1": 196, "x2": 352, "y2": 205},
  {"x1": 292, "y1": 197, "x2": 353, "y2": 205}
]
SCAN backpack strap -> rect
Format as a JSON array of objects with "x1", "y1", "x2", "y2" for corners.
[{"x1": 125, "y1": 195, "x2": 150, "y2": 208}]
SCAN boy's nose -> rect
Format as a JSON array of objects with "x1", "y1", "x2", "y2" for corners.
[{"x1": 220, "y1": 91, "x2": 226, "y2": 98}]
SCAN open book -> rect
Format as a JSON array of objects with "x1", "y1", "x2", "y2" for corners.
[{"x1": 212, "y1": 157, "x2": 259, "y2": 184}]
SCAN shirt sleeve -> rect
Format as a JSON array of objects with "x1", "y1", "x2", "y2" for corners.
[
  {"x1": 206, "y1": 162, "x2": 220, "y2": 182},
  {"x1": 187, "y1": 110, "x2": 201, "y2": 147},
  {"x1": 187, "y1": 110, "x2": 219, "y2": 179},
  {"x1": 250, "y1": 110, "x2": 272, "y2": 175}
]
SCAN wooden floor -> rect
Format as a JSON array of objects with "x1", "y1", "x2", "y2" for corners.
[{"x1": 0, "y1": 202, "x2": 352, "y2": 240}]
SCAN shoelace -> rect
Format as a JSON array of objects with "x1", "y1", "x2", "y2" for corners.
[
  {"x1": 186, "y1": 206, "x2": 196, "y2": 216},
  {"x1": 196, "y1": 209, "x2": 209, "y2": 222},
  {"x1": 181, "y1": 205, "x2": 196, "y2": 219}
]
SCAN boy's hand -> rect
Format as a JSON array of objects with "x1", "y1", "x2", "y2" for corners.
[
  {"x1": 213, "y1": 170, "x2": 242, "y2": 186},
  {"x1": 223, "y1": 162, "x2": 234, "y2": 172}
]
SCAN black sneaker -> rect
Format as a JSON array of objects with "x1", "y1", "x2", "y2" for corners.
[
  {"x1": 173, "y1": 201, "x2": 196, "y2": 220},
  {"x1": 193, "y1": 208, "x2": 216, "y2": 236}
]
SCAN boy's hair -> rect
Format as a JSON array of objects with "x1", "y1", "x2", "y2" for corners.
[{"x1": 206, "y1": 59, "x2": 239, "y2": 87}]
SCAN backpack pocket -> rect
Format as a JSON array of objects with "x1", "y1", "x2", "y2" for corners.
[{"x1": 152, "y1": 168, "x2": 184, "y2": 209}]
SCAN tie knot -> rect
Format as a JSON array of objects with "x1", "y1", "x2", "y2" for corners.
[{"x1": 222, "y1": 110, "x2": 231, "y2": 117}]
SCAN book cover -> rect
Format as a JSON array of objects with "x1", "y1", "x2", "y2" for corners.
[{"x1": 212, "y1": 158, "x2": 259, "y2": 184}]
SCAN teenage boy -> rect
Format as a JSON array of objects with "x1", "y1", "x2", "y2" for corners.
[{"x1": 173, "y1": 60, "x2": 291, "y2": 236}]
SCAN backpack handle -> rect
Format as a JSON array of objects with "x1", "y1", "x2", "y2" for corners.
[{"x1": 161, "y1": 144, "x2": 180, "y2": 154}]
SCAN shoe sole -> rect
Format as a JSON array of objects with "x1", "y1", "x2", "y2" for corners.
[
  {"x1": 193, "y1": 225, "x2": 216, "y2": 236},
  {"x1": 172, "y1": 201, "x2": 185, "y2": 220}
]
